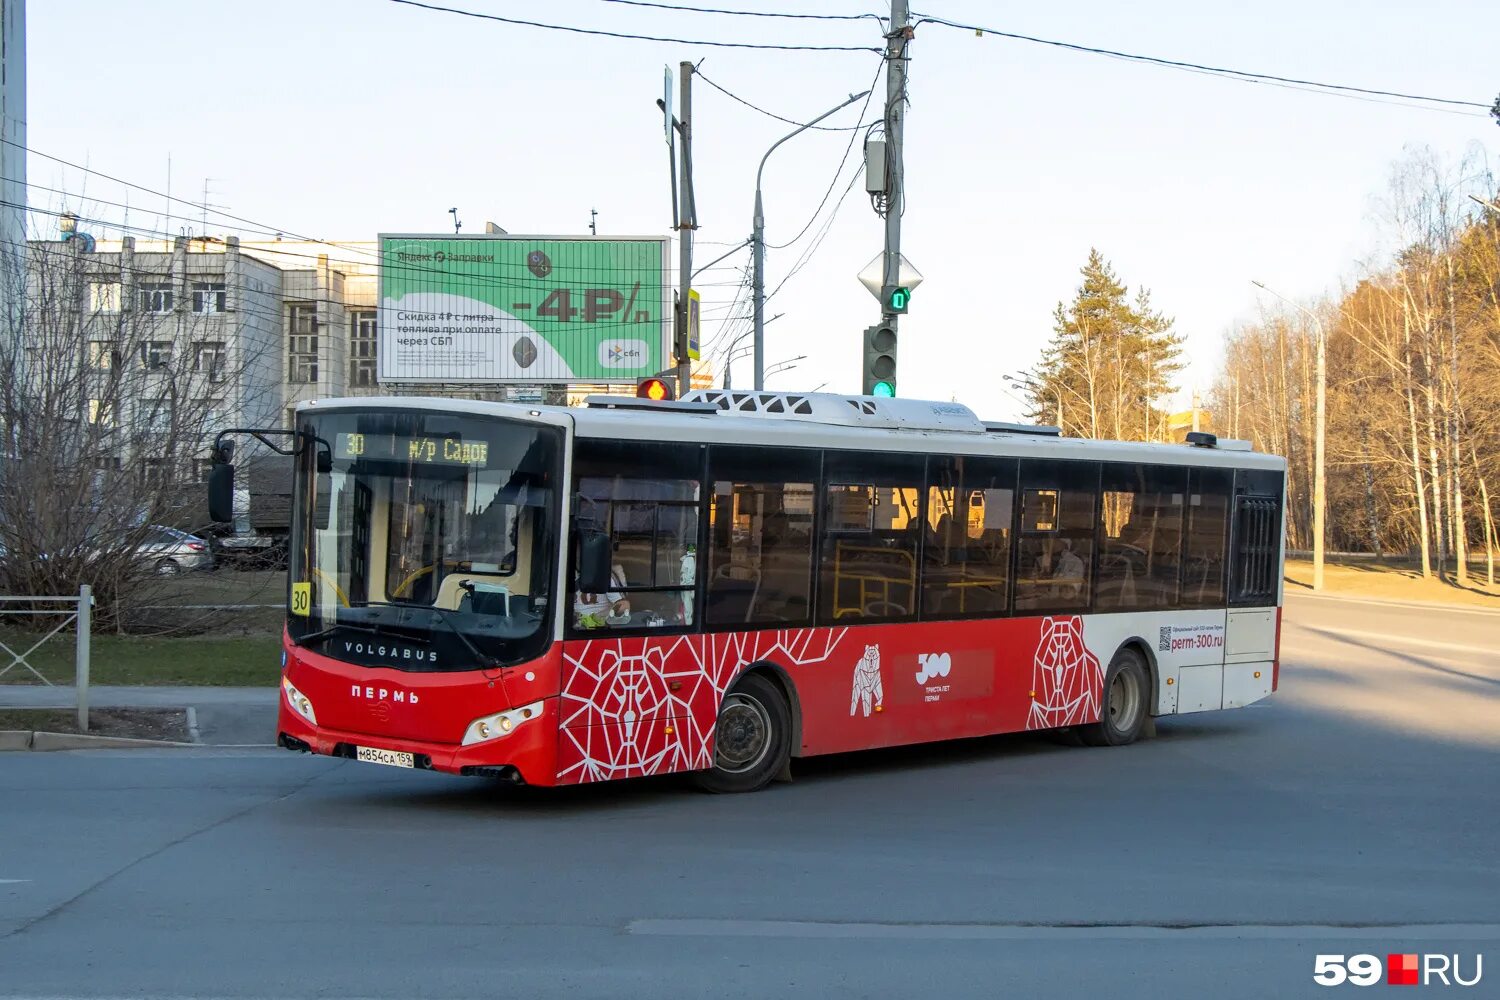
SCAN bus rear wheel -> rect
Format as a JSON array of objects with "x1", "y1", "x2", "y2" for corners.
[
  {"x1": 1079, "y1": 647, "x2": 1149, "y2": 747},
  {"x1": 693, "y1": 673, "x2": 791, "y2": 794}
]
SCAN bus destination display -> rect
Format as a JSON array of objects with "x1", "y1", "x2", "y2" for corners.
[{"x1": 335, "y1": 432, "x2": 489, "y2": 467}]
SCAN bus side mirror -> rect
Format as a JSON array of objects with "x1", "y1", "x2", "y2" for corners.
[
  {"x1": 208, "y1": 462, "x2": 236, "y2": 523},
  {"x1": 576, "y1": 528, "x2": 612, "y2": 594}
]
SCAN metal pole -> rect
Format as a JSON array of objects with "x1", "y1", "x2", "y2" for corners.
[
  {"x1": 676, "y1": 61, "x2": 694, "y2": 399},
  {"x1": 1313, "y1": 314, "x2": 1326, "y2": 592},
  {"x1": 752, "y1": 191, "x2": 765, "y2": 390},
  {"x1": 75, "y1": 584, "x2": 92, "y2": 732},
  {"x1": 880, "y1": 0, "x2": 909, "y2": 337},
  {"x1": 752, "y1": 93, "x2": 869, "y2": 391}
]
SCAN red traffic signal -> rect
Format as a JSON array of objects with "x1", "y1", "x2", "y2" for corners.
[{"x1": 636, "y1": 377, "x2": 675, "y2": 402}]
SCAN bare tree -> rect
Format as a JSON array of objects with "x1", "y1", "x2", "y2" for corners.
[{"x1": 0, "y1": 236, "x2": 270, "y2": 626}]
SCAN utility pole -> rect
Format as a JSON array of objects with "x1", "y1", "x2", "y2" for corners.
[
  {"x1": 675, "y1": 61, "x2": 695, "y2": 399},
  {"x1": 880, "y1": 0, "x2": 911, "y2": 355}
]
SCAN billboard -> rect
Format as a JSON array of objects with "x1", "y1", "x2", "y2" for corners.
[{"x1": 378, "y1": 235, "x2": 671, "y2": 383}]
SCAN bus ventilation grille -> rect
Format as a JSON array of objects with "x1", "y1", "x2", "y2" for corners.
[{"x1": 688, "y1": 391, "x2": 814, "y2": 415}]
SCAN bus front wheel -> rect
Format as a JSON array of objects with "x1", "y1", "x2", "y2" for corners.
[
  {"x1": 694, "y1": 673, "x2": 791, "y2": 794},
  {"x1": 1079, "y1": 647, "x2": 1149, "y2": 747}
]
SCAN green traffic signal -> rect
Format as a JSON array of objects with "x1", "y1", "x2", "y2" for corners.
[
  {"x1": 872, "y1": 380, "x2": 896, "y2": 398},
  {"x1": 888, "y1": 286, "x2": 910, "y2": 312}
]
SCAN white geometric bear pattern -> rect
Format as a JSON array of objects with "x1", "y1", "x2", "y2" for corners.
[
  {"x1": 1026, "y1": 615, "x2": 1103, "y2": 730},
  {"x1": 849, "y1": 643, "x2": 884, "y2": 717},
  {"x1": 559, "y1": 627, "x2": 850, "y2": 783}
]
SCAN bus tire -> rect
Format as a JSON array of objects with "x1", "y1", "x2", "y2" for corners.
[
  {"x1": 1079, "y1": 647, "x2": 1149, "y2": 747},
  {"x1": 693, "y1": 673, "x2": 791, "y2": 794}
]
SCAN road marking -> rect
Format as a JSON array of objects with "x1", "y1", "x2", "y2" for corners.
[
  {"x1": 0, "y1": 878, "x2": 30, "y2": 884},
  {"x1": 627, "y1": 918, "x2": 1500, "y2": 941},
  {"x1": 1286, "y1": 591, "x2": 1500, "y2": 616},
  {"x1": 1293, "y1": 625, "x2": 1494, "y2": 656}
]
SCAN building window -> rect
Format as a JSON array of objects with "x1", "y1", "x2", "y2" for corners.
[
  {"x1": 137, "y1": 398, "x2": 173, "y2": 435},
  {"x1": 350, "y1": 311, "x2": 377, "y2": 386},
  {"x1": 87, "y1": 399, "x2": 114, "y2": 428},
  {"x1": 288, "y1": 303, "x2": 318, "y2": 383},
  {"x1": 192, "y1": 282, "x2": 227, "y2": 313},
  {"x1": 140, "y1": 458, "x2": 173, "y2": 486},
  {"x1": 139, "y1": 281, "x2": 174, "y2": 313},
  {"x1": 193, "y1": 341, "x2": 226, "y2": 382},
  {"x1": 140, "y1": 341, "x2": 174, "y2": 369},
  {"x1": 87, "y1": 341, "x2": 118, "y2": 370},
  {"x1": 194, "y1": 458, "x2": 216, "y2": 483},
  {"x1": 88, "y1": 282, "x2": 121, "y2": 313},
  {"x1": 197, "y1": 398, "x2": 224, "y2": 433},
  {"x1": 95, "y1": 456, "x2": 122, "y2": 473}
]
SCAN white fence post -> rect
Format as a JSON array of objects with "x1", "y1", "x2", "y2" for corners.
[{"x1": 75, "y1": 584, "x2": 92, "y2": 732}]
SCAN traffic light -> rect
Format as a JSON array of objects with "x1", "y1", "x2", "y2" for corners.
[
  {"x1": 636, "y1": 376, "x2": 674, "y2": 401},
  {"x1": 861, "y1": 324, "x2": 897, "y2": 397},
  {"x1": 883, "y1": 284, "x2": 911, "y2": 314}
]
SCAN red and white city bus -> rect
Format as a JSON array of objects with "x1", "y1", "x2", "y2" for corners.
[{"x1": 254, "y1": 389, "x2": 1285, "y2": 793}]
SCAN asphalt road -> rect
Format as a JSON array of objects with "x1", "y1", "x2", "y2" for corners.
[{"x1": 1, "y1": 593, "x2": 1496, "y2": 999}]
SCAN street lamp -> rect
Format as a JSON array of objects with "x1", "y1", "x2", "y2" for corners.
[
  {"x1": 723, "y1": 312, "x2": 782, "y2": 389},
  {"x1": 1469, "y1": 194, "x2": 1500, "y2": 213},
  {"x1": 1002, "y1": 372, "x2": 1063, "y2": 430},
  {"x1": 1253, "y1": 279, "x2": 1326, "y2": 592},
  {"x1": 764, "y1": 354, "x2": 807, "y2": 383},
  {"x1": 752, "y1": 89, "x2": 870, "y2": 391}
]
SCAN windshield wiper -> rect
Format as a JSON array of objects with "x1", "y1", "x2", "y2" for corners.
[
  {"x1": 349, "y1": 601, "x2": 501, "y2": 670},
  {"x1": 293, "y1": 621, "x2": 394, "y2": 650}
]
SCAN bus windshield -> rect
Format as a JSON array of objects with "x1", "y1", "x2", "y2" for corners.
[{"x1": 287, "y1": 409, "x2": 562, "y2": 671}]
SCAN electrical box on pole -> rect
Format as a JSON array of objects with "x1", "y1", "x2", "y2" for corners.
[
  {"x1": 862, "y1": 323, "x2": 898, "y2": 397},
  {"x1": 864, "y1": 139, "x2": 887, "y2": 195}
]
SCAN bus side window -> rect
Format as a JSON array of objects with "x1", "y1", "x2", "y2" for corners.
[
  {"x1": 1014, "y1": 459, "x2": 1098, "y2": 614},
  {"x1": 1096, "y1": 463, "x2": 1187, "y2": 612},
  {"x1": 818, "y1": 450, "x2": 925, "y2": 623},
  {"x1": 570, "y1": 439, "x2": 704, "y2": 632},
  {"x1": 705, "y1": 445, "x2": 818, "y2": 628},
  {"x1": 922, "y1": 455, "x2": 1015, "y2": 619},
  {"x1": 1184, "y1": 467, "x2": 1232, "y2": 606}
]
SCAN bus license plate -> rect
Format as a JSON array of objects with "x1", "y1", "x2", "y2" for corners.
[{"x1": 356, "y1": 746, "x2": 414, "y2": 769}]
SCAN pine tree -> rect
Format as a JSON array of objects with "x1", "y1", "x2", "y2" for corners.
[{"x1": 1028, "y1": 249, "x2": 1184, "y2": 439}]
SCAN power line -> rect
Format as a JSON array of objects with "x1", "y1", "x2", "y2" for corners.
[
  {"x1": 767, "y1": 166, "x2": 863, "y2": 304},
  {"x1": 381, "y1": 0, "x2": 880, "y2": 52},
  {"x1": 765, "y1": 63, "x2": 883, "y2": 250},
  {"x1": 914, "y1": 12, "x2": 1491, "y2": 111},
  {"x1": 595, "y1": 0, "x2": 882, "y2": 21},
  {"x1": 695, "y1": 69, "x2": 876, "y2": 132}
]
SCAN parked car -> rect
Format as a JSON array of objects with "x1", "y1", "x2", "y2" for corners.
[{"x1": 138, "y1": 525, "x2": 216, "y2": 575}]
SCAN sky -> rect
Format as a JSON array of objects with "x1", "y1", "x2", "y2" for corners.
[{"x1": 25, "y1": 0, "x2": 1498, "y2": 422}]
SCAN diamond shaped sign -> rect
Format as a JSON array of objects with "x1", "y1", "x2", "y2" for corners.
[{"x1": 858, "y1": 252, "x2": 924, "y2": 300}]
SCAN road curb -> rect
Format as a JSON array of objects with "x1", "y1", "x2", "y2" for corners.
[
  {"x1": 0, "y1": 730, "x2": 32, "y2": 750},
  {"x1": 27, "y1": 731, "x2": 197, "y2": 752}
]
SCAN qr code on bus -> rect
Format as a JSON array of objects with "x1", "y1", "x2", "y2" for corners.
[{"x1": 1158, "y1": 626, "x2": 1172, "y2": 652}]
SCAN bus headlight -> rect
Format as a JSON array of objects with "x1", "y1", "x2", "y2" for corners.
[
  {"x1": 282, "y1": 678, "x2": 318, "y2": 725},
  {"x1": 462, "y1": 701, "x2": 543, "y2": 746}
]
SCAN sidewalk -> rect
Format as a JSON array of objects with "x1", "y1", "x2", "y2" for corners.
[{"x1": 0, "y1": 685, "x2": 277, "y2": 746}]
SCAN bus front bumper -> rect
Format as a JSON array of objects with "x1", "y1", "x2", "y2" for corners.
[{"x1": 275, "y1": 696, "x2": 560, "y2": 785}]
